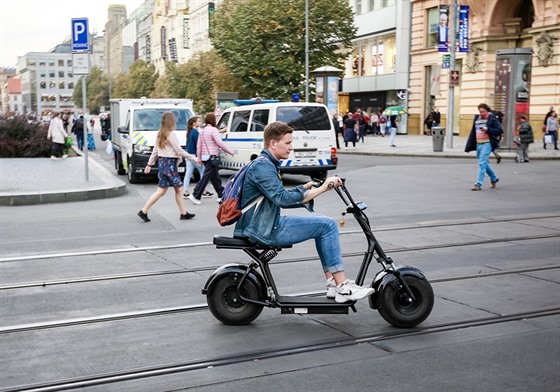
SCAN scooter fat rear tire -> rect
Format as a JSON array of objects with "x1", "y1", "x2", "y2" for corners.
[
  {"x1": 207, "y1": 276, "x2": 264, "y2": 325},
  {"x1": 378, "y1": 275, "x2": 434, "y2": 328}
]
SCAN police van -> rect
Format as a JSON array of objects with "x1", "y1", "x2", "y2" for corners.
[{"x1": 216, "y1": 101, "x2": 338, "y2": 180}]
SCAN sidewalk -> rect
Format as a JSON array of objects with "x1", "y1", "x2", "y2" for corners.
[
  {"x1": 338, "y1": 134, "x2": 560, "y2": 160},
  {"x1": 0, "y1": 135, "x2": 558, "y2": 206},
  {"x1": 0, "y1": 152, "x2": 126, "y2": 206}
]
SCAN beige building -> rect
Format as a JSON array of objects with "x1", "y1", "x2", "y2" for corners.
[{"x1": 409, "y1": 0, "x2": 560, "y2": 139}]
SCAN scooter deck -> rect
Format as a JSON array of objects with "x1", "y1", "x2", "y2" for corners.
[{"x1": 276, "y1": 295, "x2": 354, "y2": 315}]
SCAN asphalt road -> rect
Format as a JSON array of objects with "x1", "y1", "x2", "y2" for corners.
[{"x1": 1, "y1": 147, "x2": 559, "y2": 391}]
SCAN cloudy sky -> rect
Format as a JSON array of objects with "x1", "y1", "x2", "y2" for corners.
[{"x1": 0, "y1": 0, "x2": 144, "y2": 68}]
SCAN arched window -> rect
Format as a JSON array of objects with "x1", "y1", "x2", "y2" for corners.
[{"x1": 516, "y1": 0, "x2": 534, "y2": 30}]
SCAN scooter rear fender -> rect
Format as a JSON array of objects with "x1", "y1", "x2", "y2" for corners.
[
  {"x1": 201, "y1": 263, "x2": 266, "y2": 297},
  {"x1": 368, "y1": 266, "x2": 428, "y2": 310}
]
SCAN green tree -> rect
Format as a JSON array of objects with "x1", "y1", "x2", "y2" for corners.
[
  {"x1": 72, "y1": 66, "x2": 109, "y2": 114},
  {"x1": 151, "y1": 50, "x2": 254, "y2": 114},
  {"x1": 112, "y1": 60, "x2": 158, "y2": 98},
  {"x1": 211, "y1": 0, "x2": 356, "y2": 101}
]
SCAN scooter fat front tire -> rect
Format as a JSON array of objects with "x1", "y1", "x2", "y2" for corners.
[
  {"x1": 207, "y1": 276, "x2": 264, "y2": 325},
  {"x1": 378, "y1": 275, "x2": 434, "y2": 328}
]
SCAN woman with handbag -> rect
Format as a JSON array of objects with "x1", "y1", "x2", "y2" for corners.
[
  {"x1": 544, "y1": 110, "x2": 558, "y2": 150},
  {"x1": 188, "y1": 113, "x2": 235, "y2": 205},
  {"x1": 137, "y1": 112, "x2": 198, "y2": 222},
  {"x1": 47, "y1": 112, "x2": 68, "y2": 159}
]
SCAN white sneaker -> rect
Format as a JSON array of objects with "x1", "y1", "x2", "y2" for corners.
[
  {"x1": 188, "y1": 194, "x2": 201, "y2": 205},
  {"x1": 62, "y1": 154, "x2": 68, "y2": 159},
  {"x1": 326, "y1": 277, "x2": 337, "y2": 298},
  {"x1": 50, "y1": 156, "x2": 58, "y2": 160},
  {"x1": 335, "y1": 280, "x2": 374, "y2": 303}
]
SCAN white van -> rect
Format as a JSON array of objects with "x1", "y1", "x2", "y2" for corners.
[{"x1": 216, "y1": 101, "x2": 338, "y2": 180}]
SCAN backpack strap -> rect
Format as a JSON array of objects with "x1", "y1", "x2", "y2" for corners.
[{"x1": 241, "y1": 195, "x2": 264, "y2": 214}]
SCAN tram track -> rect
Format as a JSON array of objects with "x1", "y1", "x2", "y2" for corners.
[
  {"x1": 1, "y1": 262, "x2": 558, "y2": 335},
  {"x1": 1, "y1": 214, "x2": 558, "y2": 263},
  {"x1": 1, "y1": 232, "x2": 558, "y2": 291},
  {"x1": 2, "y1": 307, "x2": 558, "y2": 392}
]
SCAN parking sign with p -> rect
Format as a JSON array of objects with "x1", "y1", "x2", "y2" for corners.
[{"x1": 71, "y1": 18, "x2": 89, "y2": 52}]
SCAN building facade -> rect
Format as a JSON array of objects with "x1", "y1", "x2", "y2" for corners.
[
  {"x1": 408, "y1": 0, "x2": 560, "y2": 139},
  {"x1": 341, "y1": 0, "x2": 411, "y2": 133},
  {"x1": 16, "y1": 52, "x2": 82, "y2": 115}
]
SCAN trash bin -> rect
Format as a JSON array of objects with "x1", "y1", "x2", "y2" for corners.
[{"x1": 432, "y1": 127, "x2": 445, "y2": 152}]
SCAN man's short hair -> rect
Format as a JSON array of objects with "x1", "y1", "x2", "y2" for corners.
[
  {"x1": 478, "y1": 103, "x2": 491, "y2": 112},
  {"x1": 264, "y1": 121, "x2": 294, "y2": 148}
]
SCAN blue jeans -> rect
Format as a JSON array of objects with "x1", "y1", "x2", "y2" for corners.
[
  {"x1": 183, "y1": 159, "x2": 204, "y2": 192},
  {"x1": 267, "y1": 215, "x2": 344, "y2": 274},
  {"x1": 475, "y1": 142, "x2": 498, "y2": 187}
]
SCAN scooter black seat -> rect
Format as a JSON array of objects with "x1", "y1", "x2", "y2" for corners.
[{"x1": 213, "y1": 235, "x2": 292, "y2": 250}]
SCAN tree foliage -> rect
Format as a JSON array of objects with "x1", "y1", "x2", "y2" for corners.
[
  {"x1": 112, "y1": 60, "x2": 158, "y2": 99},
  {"x1": 150, "y1": 50, "x2": 254, "y2": 114},
  {"x1": 211, "y1": 0, "x2": 356, "y2": 101},
  {"x1": 72, "y1": 66, "x2": 109, "y2": 114}
]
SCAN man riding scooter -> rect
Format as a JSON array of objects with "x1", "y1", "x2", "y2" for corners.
[{"x1": 234, "y1": 121, "x2": 374, "y2": 303}]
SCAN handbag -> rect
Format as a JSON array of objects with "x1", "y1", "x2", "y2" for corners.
[
  {"x1": 544, "y1": 134, "x2": 552, "y2": 144},
  {"x1": 64, "y1": 136, "x2": 73, "y2": 148},
  {"x1": 208, "y1": 154, "x2": 221, "y2": 167}
]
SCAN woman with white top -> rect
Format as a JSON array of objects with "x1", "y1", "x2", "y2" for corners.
[{"x1": 137, "y1": 112, "x2": 198, "y2": 222}]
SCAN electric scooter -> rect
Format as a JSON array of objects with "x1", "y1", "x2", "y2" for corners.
[{"x1": 202, "y1": 179, "x2": 434, "y2": 328}]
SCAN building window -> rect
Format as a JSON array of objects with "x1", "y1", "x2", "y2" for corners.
[
  {"x1": 354, "y1": 0, "x2": 363, "y2": 15},
  {"x1": 59, "y1": 82, "x2": 65, "y2": 89},
  {"x1": 349, "y1": 33, "x2": 397, "y2": 77},
  {"x1": 58, "y1": 71, "x2": 64, "y2": 78},
  {"x1": 49, "y1": 71, "x2": 55, "y2": 78},
  {"x1": 68, "y1": 72, "x2": 73, "y2": 78},
  {"x1": 49, "y1": 82, "x2": 56, "y2": 88},
  {"x1": 27, "y1": 60, "x2": 36, "y2": 66},
  {"x1": 39, "y1": 61, "x2": 46, "y2": 67},
  {"x1": 67, "y1": 60, "x2": 72, "y2": 67},
  {"x1": 427, "y1": 7, "x2": 439, "y2": 48},
  {"x1": 58, "y1": 60, "x2": 64, "y2": 66},
  {"x1": 160, "y1": 26, "x2": 167, "y2": 60},
  {"x1": 40, "y1": 72, "x2": 46, "y2": 78},
  {"x1": 48, "y1": 61, "x2": 55, "y2": 67},
  {"x1": 40, "y1": 81, "x2": 46, "y2": 89},
  {"x1": 68, "y1": 81, "x2": 74, "y2": 89}
]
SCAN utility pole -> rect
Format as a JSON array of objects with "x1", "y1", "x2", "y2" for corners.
[{"x1": 446, "y1": 0, "x2": 458, "y2": 149}]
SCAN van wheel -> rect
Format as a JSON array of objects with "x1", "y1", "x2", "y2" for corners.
[{"x1": 127, "y1": 157, "x2": 141, "y2": 184}]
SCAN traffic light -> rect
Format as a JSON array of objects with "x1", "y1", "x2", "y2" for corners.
[{"x1": 208, "y1": 2, "x2": 215, "y2": 14}]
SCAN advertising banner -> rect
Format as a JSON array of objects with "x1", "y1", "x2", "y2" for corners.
[
  {"x1": 458, "y1": 5, "x2": 469, "y2": 53},
  {"x1": 438, "y1": 5, "x2": 450, "y2": 52}
]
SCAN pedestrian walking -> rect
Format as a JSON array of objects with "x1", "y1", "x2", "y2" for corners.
[
  {"x1": 182, "y1": 116, "x2": 213, "y2": 199},
  {"x1": 47, "y1": 112, "x2": 68, "y2": 159},
  {"x1": 389, "y1": 115, "x2": 398, "y2": 147},
  {"x1": 137, "y1": 112, "x2": 198, "y2": 222},
  {"x1": 87, "y1": 118, "x2": 96, "y2": 151},
  {"x1": 544, "y1": 110, "x2": 558, "y2": 150},
  {"x1": 343, "y1": 112, "x2": 358, "y2": 149},
  {"x1": 464, "y1": 103, "x2": 501, "y2": 191},
  {"x1": 514, "y1": 115, "x2": 534, "y2": 162},
  {"x1": 72, "y1": 115, "x2": 85, "y2": 150},
  {"x1": 379, "y1": 111, "x2": 387, "y2": 136},
  {"x1": 188, "y1": 113, "x2": 235, "y2": 205}
]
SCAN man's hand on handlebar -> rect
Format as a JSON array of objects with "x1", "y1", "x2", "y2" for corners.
[{"x1": 302, "y1": 176, "x2": 341, "y2": 203}]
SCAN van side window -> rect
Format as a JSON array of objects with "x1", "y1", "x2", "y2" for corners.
[
  {"x1": 217, "y1": 112, "x2": 230, "y2": 130},
  {"x1": 277, "y1": 106, "x2": 331, "y2": 131},
  {"x1": 250, "y1": 109, "x2": 269, "y2": 132},
  {"x1": 231, "y1": 110, "x2": 250, "y2": 132}
]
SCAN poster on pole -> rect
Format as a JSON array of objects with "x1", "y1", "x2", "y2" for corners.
[
  {"x1": 458, "y1": 6, "x2": 469, "y2": 53},
  {"x1": 438, "y1": 5, "x2": 449, "y2": 52}
]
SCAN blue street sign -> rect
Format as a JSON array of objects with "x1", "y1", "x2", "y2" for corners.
[{"x1": 71, "y1": 18, "x2": 89, "y2": 52}]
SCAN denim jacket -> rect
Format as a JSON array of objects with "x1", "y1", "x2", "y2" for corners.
[{"x1": 233, "y1": 149, "x2": 313, "y2": 245}]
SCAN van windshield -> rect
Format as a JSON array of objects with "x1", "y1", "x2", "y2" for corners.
[
  {"x1": 134, "y1": 108, "x2": 191, "y2": 131},
  {"x1": 276, "y1": 106, "x2": 331, "y2": 131}
]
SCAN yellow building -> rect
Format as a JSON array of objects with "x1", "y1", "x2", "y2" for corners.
[{"x1": 409, "y1": 0, "x2": 560, "y2": 138}]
